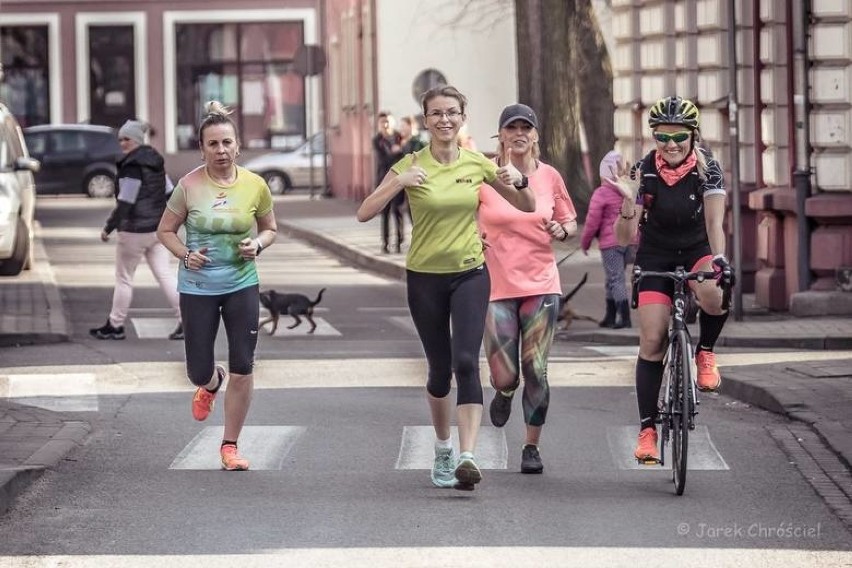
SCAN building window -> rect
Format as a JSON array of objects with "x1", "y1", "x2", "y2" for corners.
[
  {"x1": 174, "y1": 22, "x2": 305, "y2": 150},
  {"x1": 89, "y1": 25, "x2": 136, "y2": 128},
  {"x1": 0, "y1": 26, "x2": 51, "y2": 127}
]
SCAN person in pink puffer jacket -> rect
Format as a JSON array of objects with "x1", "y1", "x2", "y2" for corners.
[{"x1": 580, "y1": 151, "x2": 637, "y2": 328}]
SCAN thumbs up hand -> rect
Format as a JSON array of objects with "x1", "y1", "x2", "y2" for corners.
[
  {"x1": 496, "y1": 161, "x2": 523, "y2": 187},
  {"x1": 397, "y1": 152, "x2": 427, "y2": 187}
]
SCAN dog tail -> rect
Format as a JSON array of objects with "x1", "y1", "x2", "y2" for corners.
[
  {"x1": 563, "y1": 272, "x2": 588, "y2": 303},
  {"x1": 311, "y1": 288, "x2": 326, "y2": 306}
]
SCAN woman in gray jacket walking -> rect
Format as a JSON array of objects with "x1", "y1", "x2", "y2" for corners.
[{"x1": 90, "y1": 120, "x2": 182, "y2": 340}]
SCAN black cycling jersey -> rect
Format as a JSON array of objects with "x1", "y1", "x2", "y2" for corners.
[{"x1": 635, "y1": 149, "x2": 726, "y2": 255}]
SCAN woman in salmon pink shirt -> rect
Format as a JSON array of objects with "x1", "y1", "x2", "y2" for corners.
[{"x1": 478, "y1": 104, "x2": 578, "y2": 474}]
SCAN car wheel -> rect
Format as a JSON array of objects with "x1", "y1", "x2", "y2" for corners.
[
  {"x1": 85, "y1": 172, "x2": 116, "y2": 198},
  {"x1": 262, "y1": 171, "x2": 292, "y2": 195},
  {"x1": 0, "y1": 217, "x2": 29, "y2": 276}
]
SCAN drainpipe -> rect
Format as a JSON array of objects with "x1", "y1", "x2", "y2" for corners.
[
  {"x1": 727, "y1": 0, "x2": 743, "y2": 320},
  {"x1": 791, "y1": 0, "x2": 813, "y2": 291},
  {"x1": 752, "y1": 0, "x2": 764, "y2": 185}
]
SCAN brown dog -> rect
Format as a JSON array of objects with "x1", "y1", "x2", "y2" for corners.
[
  {"x1": 556, "y1": 273, "x2": 598, "y2": 329},
  {"x1": 258, "y1": 288, "x2": 326, "y2": 335}
]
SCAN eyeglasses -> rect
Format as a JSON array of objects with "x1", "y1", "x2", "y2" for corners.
[
  {"x1": 425, "y1": 109, "x2": 462, "y2": 120},
  {"x1": 653, "y1": 131, "x2": 691, "y2": 144}
]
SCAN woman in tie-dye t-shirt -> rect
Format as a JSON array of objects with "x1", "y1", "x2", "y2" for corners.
[{"x1": 157, "y1": 101, "x2": 277, "y2": 471}]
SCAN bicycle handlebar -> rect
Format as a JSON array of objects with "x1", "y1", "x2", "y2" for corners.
[{"x1": 631, "y1": 265, "x2": 733, "y2": 311}]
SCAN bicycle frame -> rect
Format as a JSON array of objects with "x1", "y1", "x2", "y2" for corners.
[{"x1": 631, "y1": 264, "x2": 732, "y2": 494}]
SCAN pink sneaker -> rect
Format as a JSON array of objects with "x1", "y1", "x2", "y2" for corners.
[
  {"x1": 220, "y1": 443, "x2": 249, "y2": 471},
  {"x1": 696, "y1": 350, "x2": 721, "y2": 392}
]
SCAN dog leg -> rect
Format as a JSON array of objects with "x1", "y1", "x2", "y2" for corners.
[
  {"x1": 287, "y1": 315, "x2": 302, "y2": 330},
  {"x1": 306, "y1": 313, "x2": 317, "y2": 334}
]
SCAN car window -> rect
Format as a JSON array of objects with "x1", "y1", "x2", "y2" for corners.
[
  {"x1": 310, "y1": 135, "x2": 325, "y2": 155},
  {"x1": 90, "y1": 132, "x2": 120, "y2": 153},
  {"x1": 51, "y1": 131, "x2": 87, "y2": 153},
  {"x1": 24, "y1": 132, "x2": 46, "y2": 155}
]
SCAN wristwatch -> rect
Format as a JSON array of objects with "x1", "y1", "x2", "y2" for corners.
[{"x1": 513, "y1": 174, "x2": 529, "y2": 190}]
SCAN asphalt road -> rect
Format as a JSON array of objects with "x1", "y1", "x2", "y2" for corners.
[{"x1": 0, "y1": 197, "x2": 849, "y2": 567}]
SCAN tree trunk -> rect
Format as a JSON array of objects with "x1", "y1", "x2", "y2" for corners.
[{"x1": 576, "y1": 0, "x2": 616, "y2": 192}]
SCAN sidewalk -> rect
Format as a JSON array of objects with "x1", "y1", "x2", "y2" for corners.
[{"x1": 0, "y1": 195, "x2": 850, "y2": 516}]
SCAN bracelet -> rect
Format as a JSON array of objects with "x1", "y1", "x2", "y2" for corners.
[
  {"x1": 620, "y1": 209, "x2": 637, "y2": 220},
  {"x1": 183, "y1": 249, "x2": 192, "y2": 269}
]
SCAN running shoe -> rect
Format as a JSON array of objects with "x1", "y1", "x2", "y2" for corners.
[
  {"x1": 489, "y1": 390, "x2": 514, "y2": 427},
  {"x1": 431, "y1": 446, "x2": 457, "y2": 488},
  {"x1": 696, "y1": 350, "x2": 722, "y2": 392},
  {"x1": 220, "y1": 443, "x2": 249, "y2": 471},
  {"x1": 191, "y1": 365, "x2": 225, "y2": 421},
  {"x1": 634, "y1": 427, "x2": 660, "y2": 463},
  {"x1": 169, "y1": 323, "x2": 184, "y2": 340},
  {"x1": 454, "y1": 451, "x2": 482, "y2": 491},
  {"x1": 89, "y1": 320, "x2": 125, "y2": 340},
  {"x1": 520, "y1": 444, "x2": 544, "y2": 474}
]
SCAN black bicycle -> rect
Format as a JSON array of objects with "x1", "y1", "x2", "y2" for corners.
[{"x1": 631, "y1": 263, "x2": 732, "y2": 495}]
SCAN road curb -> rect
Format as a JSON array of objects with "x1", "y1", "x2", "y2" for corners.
[
  {"x1": 722, "y1": 368, "x2": 852, "y2": 470},
  {"x1": 281, "y1": 222, "x2": 405, "y2": 281},
  {"x1": 0, "y1": 419, "x2": 90, "y2": 517}
]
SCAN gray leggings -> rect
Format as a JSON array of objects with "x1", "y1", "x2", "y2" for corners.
[
  {"x1": 600, "y1": 246, "x2": 631, "y2": 302},
  {"x1": 180, "y1": 285, "x2": 260, "y2": 385}
]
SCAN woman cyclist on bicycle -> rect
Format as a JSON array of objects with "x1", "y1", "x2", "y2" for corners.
[{"x1": 612, "y1": 95, "x2": 733, "y2": 463}]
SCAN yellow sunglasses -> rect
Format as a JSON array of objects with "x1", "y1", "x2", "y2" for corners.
[{"x1": 653, "y1": 131, "x2": 691, "y2": 144}]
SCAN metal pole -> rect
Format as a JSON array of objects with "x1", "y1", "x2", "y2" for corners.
[
  {"x1": 319, "y1": 0, "x2": 330, "y2": 197},
  {"x1": 792, "y1": 0, "x2": 812, "y2": 291},
  {"x1": 307, "y1": 46, "x2": 316, "y2": 200},
  {"x1": 727, "y1": 0, "x2": 743, "y2": 320}
]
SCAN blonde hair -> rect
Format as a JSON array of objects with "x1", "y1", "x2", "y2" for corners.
[
  {"x1": 198, "y1": 100, "x2": 237, "y2": 144},
  {"x1": 495, "y1": 132, "x2": 541, "y2": 166}
]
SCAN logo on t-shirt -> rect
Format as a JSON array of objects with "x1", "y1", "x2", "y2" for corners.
[
  {"x1": 456, "y1": 178, "x2": 473, "y2": 184},
  {"x1": 213, "y1": 192, "x2": 228, "y2": 210}
]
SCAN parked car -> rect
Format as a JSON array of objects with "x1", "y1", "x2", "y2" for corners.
[
  {"x1": 23, "y1": 124, "x2": 121, "y2": 197},
  {"x1": 0, "y1": 102, "x2": 40, "y2": 276},
  {"x1": 242, "y1": 133, "x2": 329, "y2": 195}
]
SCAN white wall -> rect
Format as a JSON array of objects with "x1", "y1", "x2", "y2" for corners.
[{"x1": 376, "y1": 0, "x2": 517, "y2": 151}]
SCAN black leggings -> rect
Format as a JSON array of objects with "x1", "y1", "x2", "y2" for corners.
[
  {"x1": 407, "y1": 265, "x2": 490, "y2": 405},
  {"x1": 180, "y1": 285, "x2": 260, "y2": 386}
]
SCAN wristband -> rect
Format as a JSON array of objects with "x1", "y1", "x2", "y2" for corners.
[
  {"x1": 183, "y1": 249, "x2": 192, "y2": 269},
  {"x1": 513, "y1": 174, "x2": 529, "y2": 190},
  {"x1": 620, "y1": 209, "x2": 637, "y2": 220},
  {"x1": 559, "y1": 231, "x2": 569, "y2": 242},
  {"x1": 254, "y1": 239, "x2": 263, "y2": 256}
]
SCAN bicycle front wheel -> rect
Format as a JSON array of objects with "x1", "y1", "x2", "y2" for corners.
[{"x1": 671, "y1": 330, "x2": 691, "y2": 495}]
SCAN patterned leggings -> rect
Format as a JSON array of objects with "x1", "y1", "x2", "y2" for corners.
[
  {"x1": 483, "y1": 294, "x2": 560, "y2": 427},
  {"x1": 600, "y1": 246, "x2": 631, "y2": 302}
]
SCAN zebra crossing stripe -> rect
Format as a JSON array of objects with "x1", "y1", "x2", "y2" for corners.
[
  {"x1": 607, "y1": 425, "x2": 729, "y2": 470},
  {"x1": 1, "y1": 373, "x2": 98, "y2": 412},
  {"x1": 169, "y1": 426, "x2": 306, "y2": 470},
  {"x1": 395, "y1": 426, "x2": 508, "y2": 470}
]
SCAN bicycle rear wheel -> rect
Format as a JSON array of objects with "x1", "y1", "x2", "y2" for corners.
[{"x1": 671, "y1": 331, "x2": 691, "y2": 495}]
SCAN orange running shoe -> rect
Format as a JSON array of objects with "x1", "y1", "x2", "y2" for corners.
[
  {"x1": 191, "y1": 365, "x2": 225, "y2": 421},
  {"x1": 696, "y1": 350, "x2": 721, "y2": 392},
  {"x1": 220, "y1": 443, "x2": 249, "y2": 471},
  {"x1": 634, "y1": 427, "x2": 660, "y2": 463}
]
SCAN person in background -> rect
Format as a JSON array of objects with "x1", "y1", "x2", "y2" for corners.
[
  {"x1": 157, "y1": 101, "x2": 277, "y2": 471},
  {"x1": 396, "y1": 115, "x2": 426, "y2": 226},
  {"x1": 580, "y1": 150, "x2": 636, "y2": 329},
  {"x1": 612, "y1": 95, "x2": 731, "y2": 464},
  {"x1": 479, "y1": 103, "x2": 577, "y2": 474},
  {"x1": 357, "y1": 86, "x2": 535, "y2": 491},
  {"x1": 90, "y1": 119, "x2": 183, "y2": 341},
  {"x1": 372, "y1": 112, "x2": 404, "y2": 253}
]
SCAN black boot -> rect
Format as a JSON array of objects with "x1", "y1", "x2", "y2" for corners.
[
  {"x1": 598, "y1": 299, "x2": 617, "y2": 328},
  {"x1": 613, "y1": 300, "x2": 632, "y2": 329}
]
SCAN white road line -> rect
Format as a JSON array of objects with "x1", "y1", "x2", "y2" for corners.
[
  {"x1": 1, "y1": 373, "x2": 98, "y2": 412},
  {"x1": 169, "y1": 426, "x2": 306, "y2": 470},
  {"x1": 261, "y1": 316, "x2": 341, "y2": 337},
  {"x1": 607, "y1": 425, "x2": 730, "y2": 470},
  {"x1": 395, "y1": 426, "x2": 508, "y2": 470},
  {"x1": 1, "y1": 549, "x2": 847, "y2": 567},
  {"x1": 387, "y1": 315, "x2": 417, "y2": 335},
  {"x1": 130, "y1": 318, "x2": 180, "y2": 339}
]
